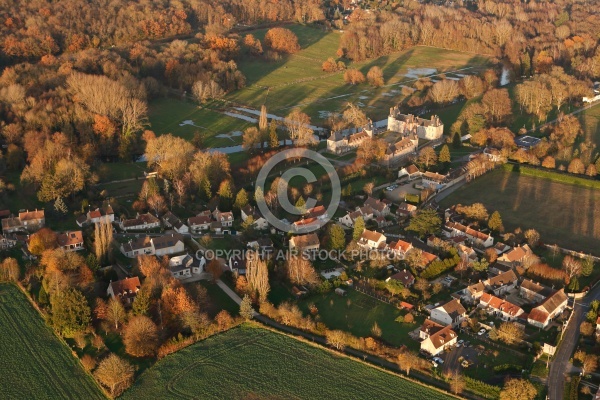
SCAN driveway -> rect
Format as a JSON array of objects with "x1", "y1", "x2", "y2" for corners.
[
  {"x1": 384, "y1": 181, "x2": 422, "y2": 202},
  {"x1": 440, "y1": 345, "x2": 479, "y2": 374},
  {"x1": 548, "y1": 284, "x2": 600, "y2": 400}
]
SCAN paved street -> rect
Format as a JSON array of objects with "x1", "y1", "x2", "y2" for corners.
[{"x1": 548, "y1": 284, "x2": 600, "y2": 400}]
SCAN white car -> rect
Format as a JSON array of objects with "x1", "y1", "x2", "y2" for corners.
[
  {"x1": 432, "y1": 357, "x2": 444, "y2": 365},
  {"x1": 477, "y1": 328, "x2": 487, "y2": 336}
]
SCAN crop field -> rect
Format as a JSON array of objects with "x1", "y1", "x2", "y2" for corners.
[
  {"x1": 227, "y1": 25, "x2": 491, "y2": 123},
  {"x1": 122, "y1": 324, "x2": 452, "y2": 400},
  {"x1": 439, "y1": 169, "x2": 600, "y2": 255},
  {"x1": 0, "y1": 284, "x2": 104, "y2": 400}
]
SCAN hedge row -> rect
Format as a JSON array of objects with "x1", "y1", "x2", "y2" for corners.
[
  {"x1": 503, "y1": 164, "x2": 600, "y2": 190},
  {"x1": 464, "y1": 376, "x2": 501, "y2": 400},
  {"x1": 420, "y1": 255, "x2": 460, "y2": 279}
]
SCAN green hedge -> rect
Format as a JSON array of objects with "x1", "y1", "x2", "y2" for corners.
[
  {"x1": 567, "y1": 376, "x2": 580, "y2": 400},
  {"x1": 464, "y1": 376, "x2": 501, "y2": 400},
  {"x1": 420, "y1": 255, "x2": 460, "y2": 279},
  {"x1": 503, "y1": 164, "x2": 600, "y2": 189},
  {"x1": 493, "y1": 363, "x2": 521, "y2": 373}
]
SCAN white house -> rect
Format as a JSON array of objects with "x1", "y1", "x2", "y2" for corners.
[
  {"x1": 161, "y1": 211, "x2": 189, "y2": 234},
  {"x1": 0, "y1": 234, "x2": 17, "y2": 250},
  {"x1": 188, "y1": 215, "x2": 212, "y2": 232},
  {"x1": 168, "y1": 254, "x2": 205, "y2": 280},
  {"x1": 422, "y1": 172, "x2": 447, "y2": 190},
  {"x1": 528, "y1": 289, "x2": 568, "y2": 328},
  {"x1": 364, "y1": 197, "x2": 391, "y2": 217},
  {"x1": 430, "y1": 299, "x2": 467, "y2": 327},
  {"x1": 357, "y1": 229, "x2": 386, "y2": 250},
  {"x1": 388, "y1": 106, "x2": 444, "y2": 140},
  {"x1": 497, "y1": 245, "x2": 534, "y2": 268},
  {"x1": 445, "y1": 221, "x2": 494, "y2": 248},
  {"x1": 241, "y1": 205, "x2": 269, "y2": 230},
  {"x1": 289, "y1": 233, "x2": 320, "y2": 253},
  {"x1": 398, "y1": 164, "x2": 421, "y2": 180},
  {"x1": 213, "y1": 208, "x2": 234, "y2": 227},
  {"x1": 120, "y1": 213, "x2": 160, "y2": 231},
  {"x1": 420, "y1": 324, "x2": 458, "y2": 356},
  {"x1": 479, "y1": 293, "x2": 524, "y2": 321},
  {"x1": 120, "y1": 234, "x2": 184, "y2": 258},
  {"x1": 57, "y1": 231, "x2": 84, "y2": 252},
  {"x1": 486, "y1": 269, "x2": 518, "y2": 296}
]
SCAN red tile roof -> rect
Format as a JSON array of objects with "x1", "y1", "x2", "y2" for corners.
[{"x1": 57, "y1": 231, "x2": 83, "y2": 247}]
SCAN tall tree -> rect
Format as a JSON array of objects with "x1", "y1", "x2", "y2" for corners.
[
  {"x1": 353, "y1": 216, "x2": 365, "y2": 240},
  {"x1": 94, "y1": 354, "x2": 134, "y2": 397},
  {"x1": 366, "y1": 66, "x2": 384, "y2": 87},
  {"x1": 94, "y1": 217, "x2": 113, "y2": 265},
  {"x1": 234, "y1": 189, "x2": 249, "y2": 210},
  {"x1": 407, "y1": 209, "x2": 441, "y2": 238},
  {"x1": 286, "y1": 257, "x2": 319, "y2": 286},
  {"x1": 239, "y1": 294, "x2": 254, "y2": 320},
  {"x1": 328, "y1": 224, "x2": 347, "y2": 251},
  {"x1": 285, "y1": 109, "x2": 316, "y2": 147},
  {"x1": 106, "y1": 297, "x2": 126, "y2": 330},
  {"x1": 488, "y1": 211, "x2": 504, "y2": 232},
  {"x1": 123, "y1": 315, "x2": 159, "y2": 357},
  {"x1": 0, "y1": 258, "x2": 20, "y2": 282},
  {"x1": 50, "y1": 288, "x2": 91, "y2": 336},
  {"x1": 438, "y1": 145, "x2": 451, "y2": 164},
  {"x1": 417, "y1": 147, "x2": 438, "y2": 168},
  {"x1": 246, "y1": 251, "x2": 270, "y2": 303},
  {"x1": 499, "y1": 379, "x2": 537, "y2": 400},
  {"x1": 259, "y1": 105, "x2": 268, "y2": 132}
]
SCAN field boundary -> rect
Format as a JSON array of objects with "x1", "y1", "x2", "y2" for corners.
[{"x1": 503, "y1": 163, "x2": 600, "y2": 190}]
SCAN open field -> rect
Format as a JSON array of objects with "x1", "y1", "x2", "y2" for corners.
[
  {"x1": 439, "y1": 168, "x2": 600, "y2": 255},
  {"x1": 300, "y1": 290, "x2": 423, "y2": 350},
  {"x1": 0, "y1": 284, "x2": 104, "y2": 399},
  {"x1": 122, "y1": 324, "x2": 453, "y2": 400},
  {"x1": 227, "y1": 25, "x2": 491, "y2": 123},
  {"x1": 148, "y1": 98, "x2": 253, "y2": 147},
  {"x1": 578, "y1": 102, "x2": 600, "y2": 148}
]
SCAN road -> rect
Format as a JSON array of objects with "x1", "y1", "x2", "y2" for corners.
[{"x1": 548, "y1": 284, "x2": 600, "y2": 400}]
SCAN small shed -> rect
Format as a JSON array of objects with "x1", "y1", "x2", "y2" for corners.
[{"x1": 335, "y1": 288, "x2": 347, "y2": 297}]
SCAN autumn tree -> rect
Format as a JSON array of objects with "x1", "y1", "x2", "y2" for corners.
[
  {"x1": 192, "y1": 79, "x2": 224, "y2": 102},
  {"x1": 344, "y1": 69, "x2": 365, "y2": 85},
  {"x1": 328, "y1": 224, "x2": 346, "y2": 251},
  {"x1": 353, "y1": 217, "x2": 365, "y2": 240},
  {"x1": 246, "y1": 251, "x2": 270, "y2": 303},
  {"x1": 234, "y1": 189, "x2": 249, "y2": 210},
  {"x1": 397, "y1": 351, "x2": 421, "y2": 375},
  {"x1": 144, "y1": 134, "x2": 195, "y2": 179},
  {"x1": 524, "y1": 229, "x2": 540, "y2": 246},
  {"x1": 417, "y1": 147, "x2": 438, "y2": 168},
  {"x1": 264, "y1": 28, "x2": 300, "y2": 54},
  {"x1": 94, "y1": 217, "x2": 113, "y2": 265},
  {"x1": 407, "y1": 209, "x2": 441, "y2": 238},
  {"x1": 343, "y1": 103, "x2": 367, "y2": 128},
  {"x1": 500, "y1": 379, "x2": 537, "y2": 400},
  {"x1": 563, "y1": 256, "x2": 582, "y2": 283},
  {"x1": 0, "y1": 258, "x2": 20, "y2": 282},
  {"x1": 50, "y1": 288, "x2": 91, "y2": 336},
  {"x1": 357, "y1": 138, "x2": 387, "y2": 163},
  {"x1": 491, "y1": 322, "x2": 524, "y2": 345},
  {"x1": 123, "y1": 315, "x2": 159, "y2": 357},
  {"x1": 28, "y1": 228, "x2": 58, "y2": 256},
  {"x1": 286, "y1": 256, "x2": 319, "y2": 286},
  {"x1": 366, "y1": 66, "x2": 384, "y2": 86},
  {"x1": 439, "y1": 145, "x2": 451, "y2": 164},
  {"x1": 94, "y1": 354, "x2": 134, "y2": 397},
  {"x1": 448, "y1": 370, "x2": 466, "y2": 395},
  {"x1": 542, "y1": 156, "x2": 556, "y2": 169},
  {"x1": 285, "y1": 109, "x2": 316, "y2": 147},
  {"x1": 325, "y1": 330, "x2": 347, "y2": 350},
  {"x1": 568, "y1": 158, "x2": 585, "y2": 174},
  {"x1": 488, "y1": 211, "x2": 504, "y2": 232},
  {"x1": 239, "y1": 294, "x2": 254, "y2": 320},
  {"x1": 429, "y1": 80, "x2": 460, "y2": 104},
  {"x1": 482, "y1": 88, "x2": 512, "y2": 124}
]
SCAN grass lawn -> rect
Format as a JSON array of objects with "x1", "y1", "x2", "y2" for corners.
[
  {"x1": 228, "y1": 25, "x2": 491, "y2": 122},
  {"x1": 578, "y1": 102, "x2": 600, "y2": 148},
  {"x1": 148, "y1": 98, "x2": 253, "y2": 147},
  {"x1": 439, "y1": 168, "x2": 600, "y2": 255},
  {"x1": 96, "y1": 161, "x2": 147, "y2": 183},
  {"x1": 121, "y1": 324, "x2": 453, "y2": 400},
  {"x1": 300, "y1": 289, "x2": 423, "y2": 350},
  {"x1": 195, "y1": 281, "x2": 240, "y2": 317},
  {"x1": 0, "y1": 284, "x2": 105, "y2": 399}
]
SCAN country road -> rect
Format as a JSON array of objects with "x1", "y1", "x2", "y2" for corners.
[{"x1": 548, "y1": 284, "x2": 600, "y2": 400}]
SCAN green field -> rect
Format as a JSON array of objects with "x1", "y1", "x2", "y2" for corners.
[
  {"x1": 579, "y1": 102, "x2": 600, "y2": 148},
  {"x1": 148, "y1": 98, "x2": 253, "y2": 147},
  {"x1": 227, "y1": 25, "x2": 490, "y2": 122},
  {"x1": 0, "y1": 284, "x2": 104, "y2": 399},
  {"x1": 122, "y1": 324, "x2": 453, "y2": 400},
  {"x1": 439, "y1": 169, "x2": 600, "y2": 255},
  {"x1": 300, "y1": 290, "x2": 423, "y2": 350}
]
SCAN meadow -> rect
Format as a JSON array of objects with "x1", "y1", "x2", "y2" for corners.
[
  {"x1": 578, "y1": 102, "x2": 600, "y2": 148},
  {"x1": 121, "y1": 324, "x2": 453, "y2": 400},
  {"x1": 0, "y1": 284, "x2": 105, "y2": 400},
  {"x1": 439, "y1": 168, "x2": 600, "y2": 255}
]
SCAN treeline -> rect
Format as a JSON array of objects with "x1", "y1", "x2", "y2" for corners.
[{"x1": 337, "y1": 0, "x2": 600, "y2": 83}]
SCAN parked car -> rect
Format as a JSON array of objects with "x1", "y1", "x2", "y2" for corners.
[
  {"x1": 432, "y1": 357, "x2": 444, "y2": 364},
  {"x1": 457, "y1": 339, "x2": 464, "y2": 347},
  {"x1": 464, "y1": 341, "x2": 471, "y2": 347},
  {"x1": 477, "y1": 328, "x2": 487, "y2": 336}
]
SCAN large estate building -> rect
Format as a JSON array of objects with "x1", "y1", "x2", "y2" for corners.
[
  {"x1": 326, "y1": 121, "x2": 375, "y2": 154},
  {"x1": 387, "y1": 106, "x2": 444, "y2": 140}
]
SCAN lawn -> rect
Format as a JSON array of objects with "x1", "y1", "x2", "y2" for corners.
[
  {"x1": 439, "y1": 168, "x2": 600, "y2": 255},
  {"x1": 148, "y1": 98, "x2": 253, "y2": 147},
  {"x1": 300, "y1": 289, "x2": 423, "y2": 350},
  {"x1": 0, "y1": 284, "x2": 105, "y2": 399},
  {"x1": 228, "y1": 25, "x2": 491, "y2": 123},
  {"x1": 96, "y1": 161, "x2": 147, "y2": 183},
  {"x1": 578, "y1": 102, "x2": 600, "y2": 148},
  {"x1": 121, "y1": 324, "x2": 453, "y2": 400}
]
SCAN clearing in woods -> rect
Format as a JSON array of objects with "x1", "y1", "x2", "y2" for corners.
[
  {"x1": 121, "y1": 324, "x2": 453, "y2": 400},
  {"x1": 0, "y1": 284, "x2": 105, "y2": 400},
  {"x1": 439, "y1": 168, "x2": 600, "y2": 255}
]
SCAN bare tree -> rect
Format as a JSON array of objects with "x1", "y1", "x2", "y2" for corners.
[
  {"x1": 94, "y1": 217, "x2": 113, "y2": 265},
  {"x1": 246, "y1": 251, "x2": 270, "y2": 303},
  {"x1": 284, "y1": 109, "x2": 316, "y2": 147},
  {"x1": 286, "y1": 257, "x2": 319, "y2": 286},
  {"x1": 94, "y1": 354, "x2": 134, "y2": 397},
  {"x1": 106, "y1": 297, "x2": 126, "y2": 330}
]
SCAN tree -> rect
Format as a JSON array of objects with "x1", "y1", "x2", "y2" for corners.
[
  {"x1": 439, "y1": 145, "x2": 451, "y2": 163},
  {"x1": 269, "y1": 120, "x2": 279, "y2": 149},
  {"x1": 192, "y1": 79, "x2": 224, "y2": 103},
  {"x1": 582, "y1": 354, "x2": 598, "y2": 375},
  {"x1": 234, "y1": 189, "x2": 249, "y2": 210},
  {"x1": 417, "y1": 147, "x2": 438, "y2": 168},
  {"x1": 580, "y1": 321, "x2": 595, "y2": 336},
  {"x1": 94, "y1": 354, "x2": 134, "y2": 397},
  {"x1": 363, "y1": 182, "x2": 374, "y2": 196},
  {"x1": 500, "y1": 378, "x2": 537, "y2": 400},
  {"x1": 0, "y1": 258, "x2": 20, "y2": 282},
  {"x1": 81, "y1": 354, "x2": 96, "y2": 372},
  {"x1": 106, "y1": 298, "x2": 126, "y2": 330},
  {"x1": 343, "y1": 69, "x2": 365, "y2": 85},
  {"x1": 482, "y1": 89, "x2": 512, "y2": 124},
  {"x1": 239, "y1": 294, "x2": 254, "y2": 321},
  {"x1": 581, "y1": 256, "x2": 594, "y2": 277},
  {"x1": 353, "y1": 217, "x2": 365, "y2": 240},
  {"x1": 371, "y1": 322, "x2": 382, "y2": 337},
  {"x1": 144, "y1": 134, "x2": 195, "y2": 179},
  {"x1": 524, "y1": 229, "x2": 540, "y2": 246},
  {"x1": 94, "y1": 217, "x2": 113, "y2": 265},
  {"x1": 397, "y1": 351, "x2": 420, "y2": 375},
  {"x1": 246, "y1": 251, "x2": 270, "y2": 303},
  {"x1": 492, "y1": 322, "x2": 524, "y2": 345},
  {"x1": 207, "y1": 259, "x2": 223, "y2": 282},
  {"x1": 285, "y1": 109, "x2": 316, "y2": 147},
  {"x1": 29, "y1": 228, "x2": 58, "y2": 255},
  {"x1": 568, "y1": 158, "x2": 585, "y2": 174},
  {"x1": 366, "y1": 66, "x2": 384, "y2": 87},
  {"x1": 343, "y1": 103, "x2": 367, "y2": 128},
  {"x1": 264, "y1": 28, "x2": 300, "y2": 54},
  {"x1": 563, "y1": 255, "x2": 582, "y2": 283},
  {"x1": 132, "y1": 288, "x2": 150, "y2": 316},
  {"x1": 259, "y1": 105, "x2": 268, "y2": 132},
  {"x1": 488, "y1": 211, "x2": 504, "y2": 232},
  {"x1": 429, "y1": 79, "x2": 460, "y2": 104},
  {"x1": 51, "y1": 288, "x2": 91, "y2": 336},
  {"x1": 471, "y1": 259, "x2": 489, "y2": 272},
  {"x1": 448, "y1": 370, "x2": 465, "y2": 395},
  {"x1": 328, "y1": 224, "x2": 346, "y2": 251},
  {"x1": 407, "y1": 209, "x2": 441, "y2": 238},
  {"x1": 286, "y1": 257, "x2": 319, "y2": 286},
  {"x1": 542, "y1": 156, "x2": 556, "y2": 169},
  {"x1": 123, "y1": 315, "x2": 159, "y2": 357},
  {"x1": 325, "y1": 330, "x2": 347, "y2": 350}
]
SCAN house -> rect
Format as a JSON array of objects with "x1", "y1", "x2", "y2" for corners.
[
  {"x1": 388, "y1": 240, "x2": 413, "y2": 259},
  {"x1": 445, "y1": 221, "x2": 494, "y2": 248},
  {"x1": 107, "y1": 277, "x2": 141, "y2": 305},
  {"x1": 493, "y1": 242, "x2": 511, "y2": 255},
  {"x1": 326, "y1": 122, "x2": 374, "y2": 154},
  {"x1": 462, "y1": 281, "x2": 486, "y2": 304},
  {"x1": 168, "y1": 254, "x2": 204, "y2": 279},
  {"x1": 241, "y1": 205, "x2": 269, "y2": 230},
  {"x1": 292, "y1": 217, "x2": 321, "y2": 233},
  {"x1": 457, "y1": 244, "x2": 477, "y2": 262},
  {"x1": 0, "y1": 234, "x2": 17, "y2": 249},
  {"x1": 430, "y1": 299, "x2": 467, "y2": 327},
  {"x1": 420, "y1": 324, "x2": 458, "y2": 356},
  {"x1": 381, "y1": 134, "x2": 419, "y2": 167},
  {"x1": 188, "y1": 215, "x2": 212, "y2": 233},
  {"x1": 497, "y1": 245, "x2": 534, "y2": 268},
  {"x1": 2, "y1": 209, "x2": 46, "y2": 234},
  {"x1": 520, "y1": 279, "x2": 555, "y2": 303},
  {"x1": 421, "y1": 251, "x2": 439, "y2": 268},
  {"x1": 120, "y1": 213, "x2": 160, "y2": 231},
  {"x1": 479, "y1": 293, "x2": 524, "y2": 321},
  {"x1": 247, "y1": 238, "x2": 274, "y2": 255},
  {"x1": 375, "y1": 216, "x2": 392, "y2": 228},
  {"x1": 161, "y1": 211, "x2": 189, "y2": 234},
  {"x1": 213, "y1": 208, "x2": 234, "y2": 227},
  {"x1": 229, "y1": 255, "x2": 247, "y2": 275},
  {"x1": 396, "y1": 202, "x2": 417, "y2": 219},
  {"x1": 305, "y1": 205, "x2": 328, "y2": 221},
  {"x1": 388, "y1": 107, "x2": 444, "y2": 140},
  {"x1": 57, "y1": 231, "x2": 84, "y2": 252},
  {"x1": 528, "y1": 289, "x2": 569, "y2": 328},
  {"x1": 289, "y1": 233, "x2": 320, "y2": 253},
  {"x1": 120, "y1": 234, "x2": 184, "y2": 258},
  {"x1": 398, "y1": 164, "x2": 421, "y2": 180},
  {"x1": 419, "y1": 319, "x2": 444, "y2": 340},
  {"x1": 486, "y1": 269, "x2": 518, "y2": 296},
  {"x1": 488, "y1": 262, "x2": 513, "y2": 276},
  {"x1": 364, "y1": 197, "x2": 390, "y2": 217},
  {"x1": 422, "y1": 172, "x2": 447, "y2": 190},
  {"x1": 76, "y1": 204, "x2": 115, "y2": 227},
  {"x1": 357, "y1": 229, "x2": 386, "y2": 250},
  {"x1": 483, "y1": 147, "x2": 503, "y2": 162},
  {"x1": 386, "y1": 269, "x2": 415, "y2": 287},
  {"x1": 339, "y1": 205, "x2": 374, "y2": 228}
]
